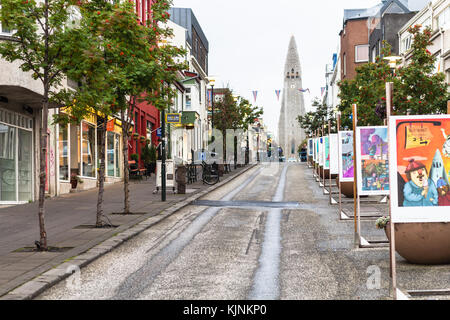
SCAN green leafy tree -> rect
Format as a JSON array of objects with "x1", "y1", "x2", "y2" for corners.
[
  {"x1": 338, "y1": 41, "x2": 394, "y2": 128},
  {"x1": 337, "y1": 27, "x2": 450, "y2": 128},
  {"x1": 55, "y1": 0, "x2": 186, "y2": 217},
  {"x1": 297, "y1": 99, "x2": 335, "y2": 136},
  {"x1": 213, "y1": 90, "x2": 263, "y2": 164},
  {"x1": 0, "y1": 0, "x2": 77, "y2": 250},
  {"x1": 393, "y1": 25, "x2": 449, "y2": 115}
]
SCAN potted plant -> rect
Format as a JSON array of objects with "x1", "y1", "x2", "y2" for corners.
[
  {"x1": 132, "y1": 132, "x2": 139, "y2": 140},
  {"x1": 143, "y1": 144, "x2": 157, "y2": 174},
  {"x1": 130, "y1": 153, "x2": 139, "y2": 163},
  {"x1": 139, "y1": 135, "x2": 146, "y2": 143},
  {"x1": 70, "y1": 173, "x2": 83, "y2": 189}
]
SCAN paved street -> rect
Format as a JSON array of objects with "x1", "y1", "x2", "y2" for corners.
[{"x1": 34, "y1": 163, "x2": 450, "y2": 300}]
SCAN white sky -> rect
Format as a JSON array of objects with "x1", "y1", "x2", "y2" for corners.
[{"x1": 172, "y1": 0, "x2": 381, "y2": 138}]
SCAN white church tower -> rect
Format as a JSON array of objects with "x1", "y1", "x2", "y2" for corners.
[{"x1": 278, "y1": 36, "x2": 306, "y2": 157}]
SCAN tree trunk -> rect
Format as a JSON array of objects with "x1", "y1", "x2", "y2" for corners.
[
  {"x1": 96, "y1": 118, "x2": 106, "y2": 227},
  {"x1": 38, "y1": 89, "x2": 49, "y2": 251},
  {"x1": 121, "y1": 109, "x2": 130, "y2": 214}
]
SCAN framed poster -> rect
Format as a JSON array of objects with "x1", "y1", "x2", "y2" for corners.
[
  {"x1": 319, "y1": 137, "x2": 324, "y2": 166},
  {"x1": 313, "y1": 138, "x2": 317, "y2": 162},
  {"x1": 389, "y1": 115, "x2": 450, "y2": 223},
  {"x1": 315, "y1": 138, "x2": 319, "y2": 163},
  {"x1": 329, "y1": 133, "x2": 339, "y2": 175},
  {"x1": 308, "y1": 138, "x2": 313, "y2": 156},
  {"x1": 356, "y1": 126, "x2": 389, "y2": 196},
  {"x1": 324, "y1": 136, "x2": 330, "y2": 169},
  {"x1": 338, "y1": 131, "x2": 354, "y2": 182}
]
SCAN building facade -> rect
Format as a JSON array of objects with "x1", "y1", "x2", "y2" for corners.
[{"x1": 399, "y1": 0, "x2": 450, "y2": 83}]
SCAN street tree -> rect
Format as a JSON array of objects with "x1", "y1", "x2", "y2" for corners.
[
  {"x1": 213, "y1": 90, "x2": 263, "y2": 165},
  {"x1": 337, "y1": 27, "x2": 450, "y2": 128},
  {"x1": 0, "y1": 0, "x2": 79, "y2": 250},
  {"x1": 297, "y1": 99, "x2": 335, "y2": 136},
  {"x1": 54, "y1": 0, "x2": 186, "y2": 221}
]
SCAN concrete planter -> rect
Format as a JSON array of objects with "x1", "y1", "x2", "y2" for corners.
[
  {"x1": 385, "y1": 222, "x2": 450, "y2": 265},
  {"x1": 336, "y1": 176, "x2": 355, "y2": 198}
]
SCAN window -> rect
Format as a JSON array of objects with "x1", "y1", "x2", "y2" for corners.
[
  {"x1": 343, "y1": 53, "x2": 347, "y2": 76},
  {"x1": 371, "y1": 46, "x2": 376, "y2": 63},
  {"x1": 0, "y1": 1, "x2": 11, "y2": 35},
  {"x1": 106, "y1": 131, "x2": 120, "y2": 178},
  {"x1": 59, "y1": 124, "x2": 69, "y2": 181},
  {"x1": 0, "y1": 110, "x2": 33, "y2": 203},
  {"x1": 433, "y1": 52, "x2": 441, "y2": 74},
  {"x1": 401, "y1": 35, "x2": 412, "y2": 53},
  {"x1": 146, "y1": 120, "x2": 152, "y2": 142},
  {"x1": 81, "y1": 121, "x2": 96, "y2": 177},
  {"x1": 355, "y1": 44, "x2": 369, "y2": 63},
  {"x1": 438, "y1": 8, "x2": 450, "y2": 29}
]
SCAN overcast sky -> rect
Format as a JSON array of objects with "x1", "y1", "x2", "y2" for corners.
[{"x1": 172, "y1": 0, "x2": 382, "y2": 137}]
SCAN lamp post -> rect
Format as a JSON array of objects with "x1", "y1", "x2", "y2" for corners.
[{"x1": 208, "y1": 78, "x2": 216, "y2": 129}]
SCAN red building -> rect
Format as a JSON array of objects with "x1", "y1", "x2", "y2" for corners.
[{"x1": 128, "y1": 0, "x2": 160, "y2": 169}]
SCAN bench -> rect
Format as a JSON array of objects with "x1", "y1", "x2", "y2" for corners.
[{"x1": 129, "y1": 160, "x2": 144, "y2": 179}]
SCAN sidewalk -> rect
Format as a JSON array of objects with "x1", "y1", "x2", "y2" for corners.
[{"x1": 0, "y1": 164, "x2": 255, "y2": 299}]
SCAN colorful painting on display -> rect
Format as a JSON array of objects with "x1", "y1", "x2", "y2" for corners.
[
  {"x1": 338, "y1": 131, "x2": 354, "y2": 182},
  {"x1": 308, "y1": 138, "x2": 313, "y2": 156},
  {"x1": 319, "y1": 137, "x2": 324, "y2": 166},
  {"x1": 329, "y1": 134, "x2": 339, "y2": 175},
  {"x1": 356, "y1": 126, "x2": 389, "y2": 195},
  {"x1": 324, "y1": 136, "x2": 330, "y2": 169},
  {"x1": 389, "y1": 115, "x2": 450, "y2": 223}
]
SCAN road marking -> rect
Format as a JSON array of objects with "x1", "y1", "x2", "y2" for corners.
[{"x1": 248, "y1": 164, "x2": 288, "y2": 300}]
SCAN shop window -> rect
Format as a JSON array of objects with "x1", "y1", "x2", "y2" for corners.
[
  {"x1": 0, "y1": 124, "x2": 16, "y2": 201},
  {"x1": 59, "y1": 124, "x2": 69, "y2": 181},
  {"x1": 18, "y1": 129, "x2": 32, "y2": 201},
  {"x1": 81, "y1": 121, "x2": 96, "y2": 177},
  {"x1": 146, "y1": 120, "x2": 152, "y2": 142},
  {"x1": 107, "y1": 131, "x2": 115, "y2": 177},
  {"x1": 115, "y1": 134, "x2": 120, "y2": 178}
]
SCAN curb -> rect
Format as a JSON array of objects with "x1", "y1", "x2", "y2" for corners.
[{"x1": 0, "y1": 164, "x2": 258, "y2": 300}]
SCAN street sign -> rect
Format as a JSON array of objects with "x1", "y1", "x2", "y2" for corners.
[
  {"x1": 156, "y1": 127, "x2": 162, "y2": 137},
  {"x1": 166, "y1": 113, "x2": 181, "y2": 124}
]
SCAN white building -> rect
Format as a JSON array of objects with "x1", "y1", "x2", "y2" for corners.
[{"x1": 399, "y1": 0, "x2": 450, "y2": 82}]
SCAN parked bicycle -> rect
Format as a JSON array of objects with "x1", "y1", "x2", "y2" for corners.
[{"x1": 201, "y1": 161, "x2": 219, "y2": 185}]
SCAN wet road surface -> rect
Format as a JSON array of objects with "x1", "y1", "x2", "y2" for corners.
[{"x1": 37, "y1": 163, "x2": 450, "y2": 300}]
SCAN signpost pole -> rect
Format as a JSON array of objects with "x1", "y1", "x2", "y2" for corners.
[
  {"x1": 337, "y1": 113, "x2": 342, "y2": 218},
  {"x1": 162, "y1": 109, "x2": 166, "y2": 202},
  {"x1": 322, "y1": 124, "x2": 326, "y2": 190},
  {"x1": 386, "y1": 82, "x2": 396, "y2": 299},
  {"x1": 352, "y1": 104, "x2": 358, "y2": 245},
  {"x1": 328, "y1": 120, "x2": 332, "y2": 204}
]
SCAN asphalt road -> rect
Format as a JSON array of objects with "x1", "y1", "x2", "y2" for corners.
[{"x1": 37, "y1": 163, "x2": 450, "y2": 300}]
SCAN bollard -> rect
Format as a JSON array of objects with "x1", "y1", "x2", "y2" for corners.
[{"x1": 176, "y1": 165, "x2": 187, "y2": 194}]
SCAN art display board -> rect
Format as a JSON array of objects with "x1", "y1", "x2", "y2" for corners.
[
  {"x1": 389, "y1": 115, "x2": 450, "y2": 223},
  {"x1": 313, "y1": 138, "x2": 317, "y2": 162},
  {"x1": 329, "y1": 134, "x2": 339, "y2": 175},
  {"x1": 308, "y1": 138, "x2": 313, "y2": 156},
  {"x1": 318, "y1": 137, "x2": 324, "y2": 166},
  {"x1": 355, "y1": 126, "x2": 390, "y2": 196},
  {"x1": 324, "y1": 136, "x2": 330, "y2": 170},
  {"x1": 156, "y1": 160, "x2": 175, "y2": 188},
  {"x1": 338, "y1": 131, "x2": 354, "y2": 182}
]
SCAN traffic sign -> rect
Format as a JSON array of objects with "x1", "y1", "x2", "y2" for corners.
[{"x1": 156, "y1": 127, "x2": 162, "y2": 137}]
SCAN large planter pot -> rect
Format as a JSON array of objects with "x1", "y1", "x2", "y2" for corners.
[
  {"x1": 385, "y1": 222, "x2": 450, "y2": 265},
  {"x1": 336, "y1": 176, "x2": 355, "y2": 198}
]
